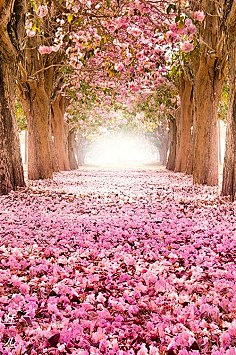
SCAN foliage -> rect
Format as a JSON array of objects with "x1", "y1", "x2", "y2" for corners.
[
  {"x1": 16, "y1": 101, "x2": 27, "y2": 131},
  {"x1": 218, "y1": 83, "x2": 229, "y2": 122}
]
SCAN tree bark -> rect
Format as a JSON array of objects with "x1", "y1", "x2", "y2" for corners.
[
  {"x1": 21, "y1": 79, "x2": 54, "y2": 180},
  {"x1": 18, "y1": 26, "x2": 63, "y2": 180},
  {"x1": 192, "y1": 55, "x2": 223, "y2": 185},
  {"x1": 157, "y1": 124, "x2": 169, "y2": 166},
  {"x1": 222, "y1": 1, "x2": 236, "y2": 200},
  {"x1": 0, "y1": 63, "x2": 25, "y2": 194},
  {"x1": 51, "y1": 94, "x2": 70, "y2": 171},
  {"x1": 188, "y1": 0, "x2": 226, "y2": 186},
  {"x1": 68, "y1": 129, "x2": 78, "y2": 170},
  {"x1": 166, "y1": 116, "x2": 177, "y2": 171},
  {"x1": 175, "y1": 73, "x2": 193, "y2": 174},
  {"x1": 0, "y1": 0, "x2": 25, "y2": 194}
]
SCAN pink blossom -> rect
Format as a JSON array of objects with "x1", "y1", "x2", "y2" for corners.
[
  {"x1": 181, "y1": 41, "x2": 194, "y2": 53},
  {"x1": 26, "y1": 29, "x2": 36, "y2": 37},
  {"x1": 92, "y1": 328, "x2": 106, "y2": 342},
  {"x1": 38, "y1": 45, "x2": 53, "y2": 55},
  {"x1": 114, "y1": 62, "x2": 125, "y2": 71},
  {"x1": 193, "y1": 11, "x2": 205, "y2": 22},
  {"x1": 36, "y1": 5, "x2": 48, "y2": 18},
  {"x1": 127, "y1": 26, "x2": 142, "y2": 37},
  {"x1": 137, "y1": 344, "x2": 148, "y2": 355},
  {"x1": 219, "y1": 332, "x2": 231, "y2": 348}
]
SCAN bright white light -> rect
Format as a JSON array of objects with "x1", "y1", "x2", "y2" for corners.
[{"x1": 85, "y1": 133, "x2": 158, "y2": 166}]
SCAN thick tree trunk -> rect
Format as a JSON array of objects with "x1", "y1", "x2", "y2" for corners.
[
  {"x1": 18, "y1": 32, "x2": 62, "y2": 180},
  {"x1": 222, "y1": 2, "x2": 236, "y2": 200},
  {"x1": 187, "y1": 0, "x2": 226, "y2": 186},
  {"x1": 68, "y1": 130, "x2": 78, "y2": 170},
  {"x1": 0, "y1": 64, "x2": 25, "y2": 194},
  {"x1": 166, "y1": 116, "x2": 177, "y2": 171},
  {"x1": 175, "y1": 74, "x2": 193, "y2": 174},
  {"x1": 192, "y1": 56, "x2": 223, "y2": 185},
  {"x1": 51, "y1": 94, "x2": 70, "y2": 171},
  {"x1": 0, "y1": 0, "x2": 25, "y2": 194},
  {"x1": 21, "y1": 81, "x2": 53, "y2": 180}
]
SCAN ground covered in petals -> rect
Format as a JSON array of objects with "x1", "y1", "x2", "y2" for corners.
[{"x1": 0, "y1": 167, "x2": 235, "y2": 355}]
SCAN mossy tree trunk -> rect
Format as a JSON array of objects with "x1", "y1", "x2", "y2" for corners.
[{"x1": 222, "y1": 1, "x2": 236, "y2": 200}]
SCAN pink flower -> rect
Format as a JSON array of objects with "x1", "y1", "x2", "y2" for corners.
[
  {"x1": 114, "y1": 62, "x2": 125, "y2": 71},
  {"x1": 97, "y1": 293, "x2": 106, "y2": 303},
  {"x1": 193, "y1": 11, "x2": 205, "y2": 22},
  {"x1": 220, "y1": 332, "x2": 231, "y2": 348},
  {"x1": 19, "y1": 282, "x2": 30, "y2": 295},
  {"x1": 92, "y1": 328, "x2": 106, "y2": 343},
  {"x1": 127, "y1": 26, "x2": 142, "y2": 37},
  {"x1": 149, "y1": 345, "x2": 159, "y2": 355},
  {"x1": 26, "y1": 29, "x2": 36, "y2": 37},
  {"x1": 36, "y1": 5, "x2": 48, "y2": 18},
  {"x1": 181, "y1": 41, "x2": 194, "y2": 53},
  {"x1": 137, "y1": 344, "x2": 148, "y2": 355},
  {"x1": 38, "y1": 45, "x2": 53, "y2": 55}
]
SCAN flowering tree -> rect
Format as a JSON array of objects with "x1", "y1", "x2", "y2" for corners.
[{"x1": 167, "y1": 1, "x2": 226, "y2": 186}]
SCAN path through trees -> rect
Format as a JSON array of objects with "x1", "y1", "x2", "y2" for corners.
[{"x1": 0, "y1": 167, "x2": 235, "y2": 354}]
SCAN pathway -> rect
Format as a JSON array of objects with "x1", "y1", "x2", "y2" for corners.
[{"x1": 0, "y1": 167, "x2": 235, "y2": 354}]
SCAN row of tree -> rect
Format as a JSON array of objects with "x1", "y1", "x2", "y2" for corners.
[{"x1": 0, "y1": 0, "x2": 236, "y2": 200}]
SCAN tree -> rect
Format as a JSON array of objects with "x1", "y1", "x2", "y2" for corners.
[
  {"x1": 18, "y1": 2, "x2": 65, "y2": 180},
  {"x1": 222, "y1": 2, "x2": 236, "y2": 200},
  {"x1": 189, "y1": 0, "x2": 226, "y2": 186},
  {"x1": 51, "y1": 93, "x2": 70, "y2": 171},
  {"x1": 0, "y1": 0, "x2": 25, "y2": 194},
  {"x1": 174, "y1": 67, "x2": 193, "y2": 174}
]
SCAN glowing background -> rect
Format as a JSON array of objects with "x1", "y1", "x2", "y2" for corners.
[{"x1": 85, "y1": 133, "x2": 159, "y2": 166}]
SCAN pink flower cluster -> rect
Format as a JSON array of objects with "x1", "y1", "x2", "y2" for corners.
[
  {"x1": 181, "y1": 41, "x2": 194, "y2": 53},
  {"x1": 38, "y1": 45, "x2": 60, "y2": 55},
  {"x1": 193, "y1": 11, "x2": 205, "y2": 22},
  {"x1": 36, "y1": 5, "x2": 48, "y2": 19},
  {"x1": 0, "y1": 168, "x2": 235, "y2": 354}
]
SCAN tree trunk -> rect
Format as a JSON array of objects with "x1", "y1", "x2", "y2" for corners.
[
  {"x1": 186, "y1": 130, "x2": 194, "y2": 175},
  {"x1": 192, "y1": 55, "x2": 223, "y2": 185},
  {"x1": 187, "y1": 0, "x2": 226, "y2": 186},
  {"x1": 51, "y1": 94, "x2": 70, "y2": 171},
  {"x1": 24, "y1": 130, "x2": 28, "y2": 165},
  {"x1": 18, "y1": 31, "x2": 63, "y2": 180},
  {"x1": 0, "y1": 63, "x2": 25, "y2": 194},
  {"x1": 222, "y1": 91, "x2": 236, "y2": 199},
  {"x1": 0, "y1": 0, "x2": 25, "y2": 194},
  {"x1": 222, "y1": 2, "x2": 236, "y2": 200},
  {"x1": 157, "y1": 124, "x2": 169, "y2": 166},
  {"x1": 68, "y1": 130, "x2": 78, "y2": 170},
  {"x1": 166, "y1": 116, "x2": 177, "y2": 171},
  {"x1": 175, "y1": 74, "x2": 193, "y2": 174},
  {"x1": 21, "y1": 80, "x2": 53, "y2": 180}
]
